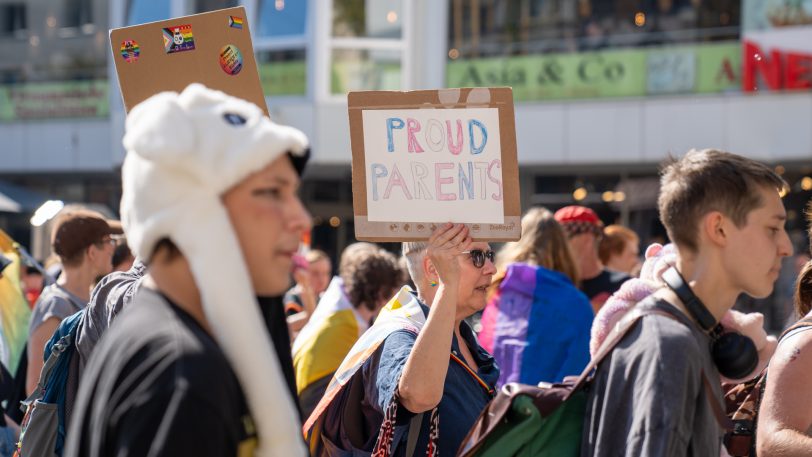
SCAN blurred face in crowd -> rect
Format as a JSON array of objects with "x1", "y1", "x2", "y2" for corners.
[
  {"x1": 223, "y1": 155, "x2": 312, "y2": 296},
  {"x1": 455, "y1": 241, "x2": 497, "y2": 318},
  {"x1": 308, "y1": 258, "x2": 332, "y2": 296},
  {"x1": 567, "y1": 232, "x2": 598, "y2": 261},
  {"x1": 22, "y1": 271, "x2": 43, "y2": 291},
  {"x1": 90, "y1": 237, "x2": 116, "y2": 277},
  {"x1": 609, "y1": 240, "x2": 640, "y2": 274}
]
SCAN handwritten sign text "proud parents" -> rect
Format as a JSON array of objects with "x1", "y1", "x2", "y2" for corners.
[{"x1": 362, "y1": 108, "x2": 504, "y2": 224}]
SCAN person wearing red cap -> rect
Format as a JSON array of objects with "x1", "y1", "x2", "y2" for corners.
[
  {"x1": 26, "y1": 209, "x2": 121, "y2": 395},
  {"x1": 554, "y1": 205, "x2": 630, "y2": 312}
]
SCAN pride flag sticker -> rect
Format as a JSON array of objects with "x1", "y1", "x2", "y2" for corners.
[
  {"x1": 120, "y1": 40, "x2": 140, "y2": 63},
  {"x1": 229, "y1": 16, "x2": 244, "y2": 29},
  {"x1": 163, "y1": 24, "x2": 195, "y2": 54}
]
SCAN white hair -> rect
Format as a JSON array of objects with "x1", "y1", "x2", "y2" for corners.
[{"x1": 402, "y1": 242, "x2": 428, "y2": 285}]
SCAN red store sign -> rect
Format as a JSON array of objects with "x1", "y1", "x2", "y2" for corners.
[{"x1": 743, "y1": 40, "x2": 812, "y2": 92}]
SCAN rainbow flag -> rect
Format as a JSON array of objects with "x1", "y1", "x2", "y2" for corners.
[
  {"x1": 229, "y1": 16, "x2": 244, "y2": 29},
  {"x1": 0, "y1": 229, "x2": 32, "y2": 375},
  {"x1": 292, "y1": 277, "x2": 368, "y2": 396}
]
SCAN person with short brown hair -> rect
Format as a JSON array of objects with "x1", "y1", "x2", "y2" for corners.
[
  {"x1": 26, "y1": 209, "x2": 121, "y2": 395},
  {"x1": 292, "y1": 245, "x2": 403, "y2": 418},
  {"x1": 582, "y1": 149, "x2": 792, "y2": 456},
  {"x1": 598, "y1": 224, "x2": 641, "y2": 276}
]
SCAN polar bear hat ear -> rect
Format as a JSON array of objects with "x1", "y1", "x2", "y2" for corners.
[{"x1": 123, "y1": 83, "x2": 307, "y2": 192}]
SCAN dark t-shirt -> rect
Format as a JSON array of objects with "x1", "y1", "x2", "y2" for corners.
[
  {"x1": 256, "y1": 295, "x2": 300, "y2": 414},
  {"x1": 581, "y1": 296, "x2": 724, "y2": 456},
  {"x1": 64, "y1": 289, "x2": 257, "y2": 457},
  {"x1": 580, "y1": 269, "x2": 630, "y2": 307}
]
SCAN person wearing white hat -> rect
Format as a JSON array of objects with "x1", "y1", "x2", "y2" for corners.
[{"x1": 65, "y1": 84, "x2": 311, "y2": 457}]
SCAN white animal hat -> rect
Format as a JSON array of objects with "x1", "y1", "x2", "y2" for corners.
[{"x1": 120, "y1": 83, "x2": 308, "y2": 457}]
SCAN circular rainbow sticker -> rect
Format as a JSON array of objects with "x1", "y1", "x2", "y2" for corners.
[
  {"x1": 120, "y1": 40, "x2": 140, "y2": 63},
  {"x1": 219, "y1": 44, "x2": 243, "y2": 76}
]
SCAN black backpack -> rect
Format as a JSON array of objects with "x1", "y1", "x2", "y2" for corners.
[{"x1": 15, "y1": 310, "x2": 83, "y2": 457}]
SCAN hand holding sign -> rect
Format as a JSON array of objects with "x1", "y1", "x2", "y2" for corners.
[
  {"x1": 349, "y1": 88, "x2": 521, "y2": 242},
  {"x1": 427, "y1": 223, "x2": 472, "y2": 286}
]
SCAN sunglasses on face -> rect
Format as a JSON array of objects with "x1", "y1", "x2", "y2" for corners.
[{"x1": 462, "y1": 249, "x2": 495, "y2": 268}]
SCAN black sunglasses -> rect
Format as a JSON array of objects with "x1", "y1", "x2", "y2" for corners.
[{"x1": 462, "y1": 249, "x2": 495, "y2": 268}]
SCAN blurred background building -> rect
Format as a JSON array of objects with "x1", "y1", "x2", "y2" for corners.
[{"x1": 1, "y1": 0, "x2": 811, "y2": 329}]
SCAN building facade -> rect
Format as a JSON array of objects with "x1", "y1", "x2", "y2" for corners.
[{"x1": 1, "y1": 0, "x2": 811, "y2": 268}]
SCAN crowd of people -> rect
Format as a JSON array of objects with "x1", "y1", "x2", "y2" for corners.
[{"x1": 0, "y1": 84, "x2": 810, "y2": 457}]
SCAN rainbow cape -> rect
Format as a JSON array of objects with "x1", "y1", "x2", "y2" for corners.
[
  {"x1": 292, "y1": 277, "x2": 369, "y2": 395},
  {"x1": 0, "y1": 229, "x2": 33, "y2": 374},
  {"x1": 303, "y1": 286, "x2": 426, "y2": 454}
]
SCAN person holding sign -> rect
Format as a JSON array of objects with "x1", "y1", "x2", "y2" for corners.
[
  {"x1": 303, "y1": 224, "x2": 499, "y2": 456},
  {"x1": 349, "y1": 88, "x2": 521, "y2": 243},
  {"x1": 65, "y1": 84, "x2": 310, "y2": 457}
]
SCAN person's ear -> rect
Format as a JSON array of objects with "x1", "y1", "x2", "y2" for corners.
[
  {"x1": 423, "y1": 255, "x2": 438, "y2": 282},
  {"x1": 85, "y1": 244, "x2": 97, "y2": 262},
  {"x1": 703, "y1": 211, "x2": 728, "y2": 247}
]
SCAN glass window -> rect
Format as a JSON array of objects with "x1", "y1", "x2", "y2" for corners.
[
  {"x1": 331, "y1": 49, "x2": 400, "y2": 94},
  {"x1": 194, "y1": 0, "x2": 238, "y2": 14},
  {"x1": 333, "y1": 0, "x2": 402, "y2": 38},
  {"x1": 257, "y1": 49, "x2": 307, "y2": 96},
  {"x1": 448, "y1": 0, "x2": 741, "y2": 58},
  {"x1": 63, "y1": 0, "x2": 93, "y2": 29},
  {"x1": 257, "y1": 0, "x2": 307, "y2": 37},
  {"x1": 127, "y1": 0, "x2": 170, "y2": 25},
  {"x1": 0, "y1": 4, "x2": 26, "y2": 37}
]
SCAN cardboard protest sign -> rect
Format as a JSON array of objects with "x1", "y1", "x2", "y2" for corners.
[
  {"x1": 109, "y1": 7, "x2": 266, "y2": 115},
  {"x1": 349, "y1": 88, "x2": 521, "y2": 242}
]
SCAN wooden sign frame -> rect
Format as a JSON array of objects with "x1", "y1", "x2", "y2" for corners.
[{"x1": 349, "y1": 87, "x2": 521, "y2": 242}]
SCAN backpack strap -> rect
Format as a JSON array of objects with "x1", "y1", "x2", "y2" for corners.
[
  {"x1": 21, "y1": 330, "x2": 74, "y2": 410},
  {"x1": 702, "y1": 371, "x2": 734, "y2": 431},
  {"x1": 22, "y1": 311, "x2": 84, "y2": 410},
  {"x1": 405, "y1": 413, "x2": 424, "y2": 457},
  {"x1": 567, "y1": 306, "x2": 734, "y2": 430},
  {"x1": 777, "y1": 316, "x2": 812, "y2": 343},
  {"x1": 568, "y1": 307, "x2": 679, "y2": 395}
]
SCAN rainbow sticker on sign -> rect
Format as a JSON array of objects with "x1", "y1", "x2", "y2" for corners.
[
  {"x1": 229, "y1": 16, "x2": 243, "y2": 29},
  {"x1": 162, "y1": 24, "x2": 195, "y2": 54},
  {"x1": 219, "y1": 44, "x2": 243, "y2": 75},
  {"x1": 120, "y1": 40, "x2": 140, "y2": 63}
]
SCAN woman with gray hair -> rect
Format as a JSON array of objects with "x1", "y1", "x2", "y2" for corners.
[{"x1": 304, "y1": 223, "x2": 499, "y2": 456}]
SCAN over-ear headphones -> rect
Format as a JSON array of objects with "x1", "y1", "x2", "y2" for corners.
[{"x1": 662, "y1": 267, "x2": 758, "y2": 380}]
